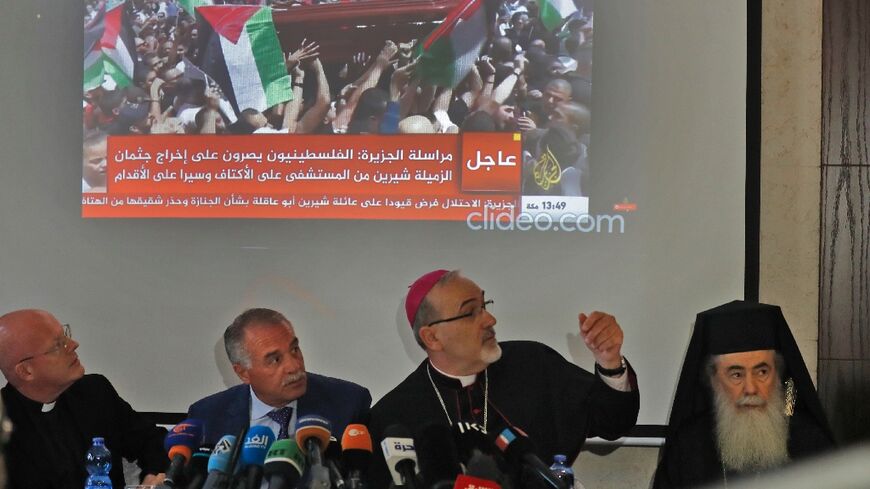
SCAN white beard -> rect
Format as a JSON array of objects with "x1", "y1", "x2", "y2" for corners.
[
  {"x1": 481, "y1": 342, "x2": 503, "y2": 365},
  {"x1": 713, "y1": 381, "x2": 790, "y2": 473}
]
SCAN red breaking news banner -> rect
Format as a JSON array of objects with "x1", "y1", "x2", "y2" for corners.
[{"x1": 83, "y1": 133, "x2": 522, "y2": 220}]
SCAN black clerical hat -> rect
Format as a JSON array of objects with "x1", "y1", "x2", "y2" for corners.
[
  {"x1": 664, "y1": 300, "x2": 833, "y2": 446},
  {"x1": 702, "y1": 301, "x2": 779, "y2": 355}
]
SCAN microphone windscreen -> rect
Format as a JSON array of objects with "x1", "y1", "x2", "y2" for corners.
[
  {"x1": 466, "y1": 451, "x2": 505, "y2": 486},
  {"x1": 415, "y1": 423, "x2": 462, "y2": 485},
  {"x1": 341, "y1": 424, "x2": 372, "y2": 471},
  {"x1": 453, "y1": 474, "x2": 502, "y2": 489},
  {"x1": 452, "y1": 422, "x2": 495, "y2": 463},
  {"x1": 341, "y1": 424, "x2": 373, "y2": 452},
  {"x1": 165, "y1": 419, "x2": 206, "y2": 460},
  {"x1": 380, "y1": 425, "x2": 419, "y2": 486},
  {"x1": 239, "y1": 425, "x2": 276, "y2": 468},
  {"x1": 295, "y1": 415, "x2": 332, "y2": 453},
  {"x1": 186, "y1": 444, "x2": 213, "y2": 478},
  {"x1": 264, "y1": 438, "x2": 306, "y2": 487},
  {"x1": 493, "y1": 428, "x2": 565, "y2": 489},
  {"x1": 207, "y1": 435, "x2": 237, "y2": 473}
]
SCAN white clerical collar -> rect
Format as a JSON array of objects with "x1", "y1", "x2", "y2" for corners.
[
  {"x1": 249, "y1": 386, "x2": 297, "y2": 420},
  {"x1": 41, "y1": 401, "x2": 56, "y2": 413},
  {"x1": 430, "y1": 362, "x2": 479, "y2": 387}
]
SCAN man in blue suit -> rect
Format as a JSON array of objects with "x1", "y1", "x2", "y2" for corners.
[{"x1": 188, "y1": 308, "x2": 371, "y2": 444}]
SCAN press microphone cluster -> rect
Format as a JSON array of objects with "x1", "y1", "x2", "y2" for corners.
[
  {"x1": 185, "y1": 417, "x2": 374, "y2": 489},
  {"x1": 493, "y1": 427, "x2": 568, "y2": 489},
  {"x1": 377, "y1": 421, "x2": 573, "y2": 489}
]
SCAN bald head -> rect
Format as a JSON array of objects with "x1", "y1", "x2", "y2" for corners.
[
  {"x1": 489, "y1": 37, "x2": 514, "y2": 62},
  {"x1": 0, "y1": 309, "x2": 83, "y2": 402},
  {"x1": 0, "y1": 310, "x2": 53, "y2": 376}
]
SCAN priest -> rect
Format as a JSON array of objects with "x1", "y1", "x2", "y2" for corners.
[
  {"x1": 0, "y1": 309, "x2": 167, "y2": 488},
  {"x1": 368, "y1": 269, "x2": 639, "y2": 487},
  {"x1": 652, "y1": 301, "x2": 836, "y2": 488}
]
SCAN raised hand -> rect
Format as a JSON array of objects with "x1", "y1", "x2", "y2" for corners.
[
  {"x1": 285, "y1": 38, "x2": 320, "y2": 72},
  {"x1": 579, "y1": 311, "x2": 624, "y2": 369}
]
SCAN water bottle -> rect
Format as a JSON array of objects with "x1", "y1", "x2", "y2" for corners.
[
  {"x1": 85, "y1": 437, "x2": 113, "y2": 488},
  {"x1": 549, "y1": 454, "x2": 574, "y2": 489}
]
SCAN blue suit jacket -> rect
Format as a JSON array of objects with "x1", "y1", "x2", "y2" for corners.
[{"x1": 188, "y1": 372, "x2": 371, "y2": 445}]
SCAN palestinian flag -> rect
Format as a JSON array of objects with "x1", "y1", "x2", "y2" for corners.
[
  {"x1": 538, "y1": 0, "x2": 580, "y2": 31},
  {"x1": 83, "y1": 0, "x2": 137, "y2": 91},
  {"x1": 196, "y1": 5, "x2": 292, "y2": 114},
  {"x1": 177, "y1": 0, "x2": 213, "y2": 16},
  {"x1": 417, "y1": 0, "x2": 491, "y2": 88}
]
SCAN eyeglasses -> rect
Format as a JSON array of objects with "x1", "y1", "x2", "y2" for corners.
[
  {"x1": 427, "y1": 300, "x2": 494, "y2": 327},
  {"x1": 16, "y1": 324, "x2": 73, "y2": 364}
]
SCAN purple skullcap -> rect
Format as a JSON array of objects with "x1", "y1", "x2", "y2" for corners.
[{"x1": 405, "y1": 269, "x2": 450, "y2": 327}]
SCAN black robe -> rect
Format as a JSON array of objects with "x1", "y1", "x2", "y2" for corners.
[
  {"x1": 652, "y1": 410, "x2": 835, "y2": 489},
  {"x1": 653, "y1": 301, "x2": 837, "y2": 489},
  {"x1": 1, "y1": 374, "x2": 168, "y2": 489},
  {"x1": 368, "y1": 340, "x2": 639, "y2": 488}
]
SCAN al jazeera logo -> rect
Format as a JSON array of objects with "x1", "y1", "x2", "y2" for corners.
[{"x1": 532, "y1": 146, "x2": 562, "y2": 191}]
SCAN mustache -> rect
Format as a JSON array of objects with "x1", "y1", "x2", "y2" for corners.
[
  {"x1": 284, "y1": 371, "x2": 306, "y2": 385},
  {"x1": 736, "y1": 394, "x2": 766, "y2": 407}
]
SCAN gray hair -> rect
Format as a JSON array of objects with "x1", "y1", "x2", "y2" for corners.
[
  {"x1": 224, "y1": 308, "x2": 291, "y2": 368},
  {"x1": 411, "y1": 270, "x2": 462, "y2": 349}
]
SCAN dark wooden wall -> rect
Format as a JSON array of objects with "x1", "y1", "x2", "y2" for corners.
[{"x1": 819, "y1": 0, "x2": 870, "y2": 444}]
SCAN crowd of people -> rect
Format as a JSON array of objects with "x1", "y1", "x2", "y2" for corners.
[{"x1": 82, "y1": 0, "x2": 594, "y2": 196}]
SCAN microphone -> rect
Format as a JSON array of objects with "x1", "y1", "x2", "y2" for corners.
[
  {"x1": 201, "y1": 435, "x2": 237, "y2": 489},
  {"x1": 236, "y1": 425, "x2": 276, "y2": 489},
  {"x1": 263, "y1": 439, "x2": 306, "y2": 489},
  {"x1": 224, "y1": 425, "x2": 249, "y2": 482},
  {"x1": 452, "y1": 474, "x2": 502, "y2": 489},
  {"x1": 452, "y1": 422, "x2": 495, "y2": 464},
  {"x1": 380, "y1": 425, "x2": 420, "y2": 489},
  {"x1": 164, "y1": 419, "x2": 206, "y2": 487},
  {"x1": 341, "y1": 424, "x2": 372, "y2": 489},
  {"x1": 460, "y1": 451, "x2": 505, "y2": 489},
  {"x1": 492, "y1": 428, "x2": 567, "y2": 489},
  {"x1": 295, "y1": 415, "x2": 332, "y2": 489},
  {"x1": 414, "y1": 424, "x2": 462, "y2": 489},
  {"x1": 184, "y1": 444, "x2": 213, "y2": 489},
  {"x1": 324, "y1": 437, "x2": 347, "y2": 489}
]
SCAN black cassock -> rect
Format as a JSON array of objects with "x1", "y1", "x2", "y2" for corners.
[
  {"x1": 368, "y1": 340, "x2": 639, "y2": 489},
  {"x1": 652, "y1": 301, "x2": 836, "y2": 489},
  {"x1": 652, "y1": 410, "x2": 834, "y2": 488},
  {"x1": 2, "y1": 374, "x2": 167, "y2": 489}
]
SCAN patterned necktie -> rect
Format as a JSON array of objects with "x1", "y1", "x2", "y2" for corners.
[{"x1": 266, "y1": 406, "x2": 294, "y2": 440}]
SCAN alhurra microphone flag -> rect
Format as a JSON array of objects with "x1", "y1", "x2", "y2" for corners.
[
  {"x1": 416, "y1": 0, "x2": 492, "y2": 88},
  {"x1": 196, "y1": 5, "x2": 293, "y2": 115},
  {"x1": 83, "y1": 0, "x2": 137, "y2": 90}
]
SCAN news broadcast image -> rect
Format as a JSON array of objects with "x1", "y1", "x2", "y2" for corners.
[{"x1": 82, "y1": 0, "x2": 600, "y2": 226}]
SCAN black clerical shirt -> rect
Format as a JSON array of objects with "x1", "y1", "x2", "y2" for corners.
[
  {"x1": 1, "y1": 374, "x2": 167, "y2": 489},
  {"x1": 368, "y1": 341, "x2": 639, "y2": 489}
]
